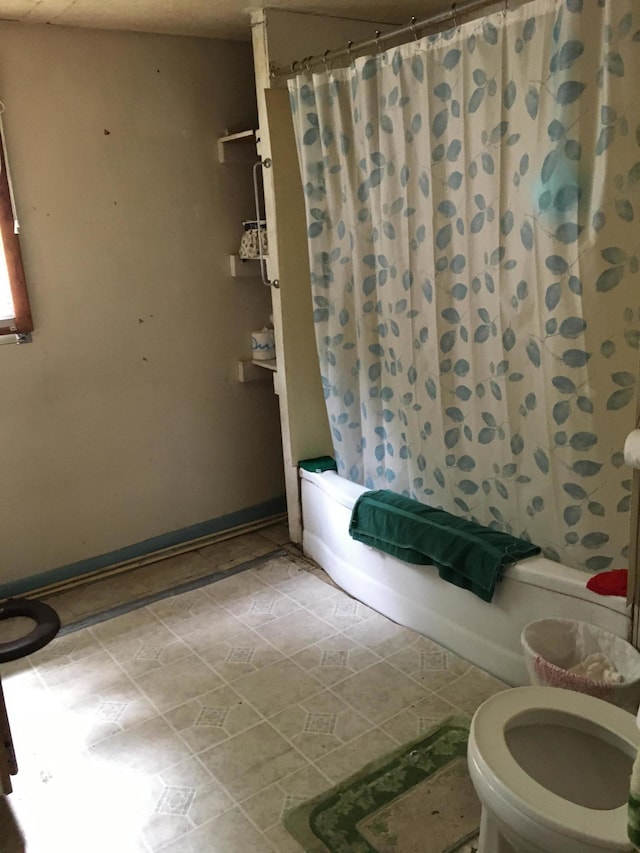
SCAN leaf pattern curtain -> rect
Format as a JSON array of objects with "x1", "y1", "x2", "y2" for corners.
[{"x1": 288, "y1": 0, "x2": 640, "y2": 573}]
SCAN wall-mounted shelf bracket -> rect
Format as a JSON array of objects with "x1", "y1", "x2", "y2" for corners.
[
  {"x1": 217, "y1": 130, "x2": 257, "y2": 164},
  {"x1": 237, "y1": 358, "x2": 278, "y2": 382},
  {"x1": 229, "y1": 255, "x2": 263, "y2": 278}
]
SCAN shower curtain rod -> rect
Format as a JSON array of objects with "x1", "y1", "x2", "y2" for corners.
[{"x1": 271, "y1": 0, "x2": 508, "y2": 79}]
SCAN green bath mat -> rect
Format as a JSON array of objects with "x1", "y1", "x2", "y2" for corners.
[{"x1": 284, "y1": 717, "x2": 480, "y2": 852}]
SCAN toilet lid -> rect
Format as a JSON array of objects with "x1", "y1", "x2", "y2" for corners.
[{"x1": 470, "y1": 686, "x2": 640, "y2": 847}]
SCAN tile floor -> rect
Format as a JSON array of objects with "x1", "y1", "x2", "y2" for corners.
[{"x1": 0, "y1": 523, "x2": 505, "y2": 852}]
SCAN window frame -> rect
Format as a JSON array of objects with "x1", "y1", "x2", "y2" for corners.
[{"x1": 0, "y1": 133, "x2": 32, "y2": 337}]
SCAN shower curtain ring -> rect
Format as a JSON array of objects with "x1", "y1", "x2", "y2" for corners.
[
  {"x1": 347, "y1": 40, "x2": 354, "y2": 65},
  {"x1": 451, "y1": 2, "x2": 459, "y2": 30},
  {"x1": 375, "y1": 30, "x2": 382, "y2": 55},
  {"x1": 323, "y1": 49, "x2": 332, "y2": 71},
  {"x1": 503, "y1": 0, "x2": 509, "y2": 15},
  {"x1": 290, "y1": 59, "x2": 300, "y2": 73},
  {"x1": 410, "y1": 16, "x2": 419, "y2": 42}
]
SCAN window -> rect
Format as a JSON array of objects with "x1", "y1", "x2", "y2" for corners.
[{"x1": 0, "y1": 127, "x2": 32, "y2": 337}]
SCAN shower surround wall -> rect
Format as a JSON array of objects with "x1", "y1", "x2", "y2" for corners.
[{"x1": 0, "y1": 23, "x2": 284, "y2": 588}]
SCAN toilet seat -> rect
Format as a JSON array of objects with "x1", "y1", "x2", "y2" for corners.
[
  {"x1": 0, "y1": 598, "x2": 60, "y2": 663},
  {"x1": 469, "y1": 686, "x2": 640, "y2": 851}
]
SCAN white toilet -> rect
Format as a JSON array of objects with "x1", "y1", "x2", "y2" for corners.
[{"x1": 467, "y1": 686, "x2": 640, "y2": 853}]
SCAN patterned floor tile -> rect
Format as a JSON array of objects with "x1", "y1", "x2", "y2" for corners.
[
  {"x1": 264, "y1": 820, "x2": 306, "y2": 852},
  {"x1": 232, "y1": 658, "x2": 323, "y2": 718},
  {"x1": 270, "y1": 570, "x2": 339, "y2": 607},
  {"x1": 89, "y1": 714, "x2": 192, "y2": 774},
  {"x1": 306, "y1": 593, "x2": 376, "y2": 630},
  {"x1": 147, "y1": 586, "x2": 222, "y2": 621},
  {"x1": 253, "y1": 554, "x2": 312, "y2": 587},
  {"x1": 196, "y1": 626, "x2": 284, "y2": 682},
  {"x1": 165, "y1": 683, "x2": 264, "y2": 753},
  {"x1": 134, "y1": 654, "x2": 224, "y2": 713},
  {"x1": 32, "y1": 629, "x2": 103, "y2": 671},
  {"x1": 314, "y1": 727, "x2": 398, "y2": 784},
  {"x1": 437, "y1": 666, "x2": 507, "y2": 714},
  {"x1": 141, "y1": 756, "x2": 234, "y2": 850},
  {"x1": 386, "y1": 636, "x2": 472, "y2": 691},
  {"x1": 198, "y1": 721, "x2": 308, "y2": 800},
  {"x1": 254, "y1": 608, "x2": 338, "y2": 655},
  {"x1": 342, "y1": 610, "x2": 419, "y2": 658},
  {"x1": 286, "y1": 633, "x2": 381, "y2": 687},
  {"x1": 107, "y1": 625, "x2": 194, "y2": 678},
  {"x1": 222, "y1": 585, "x2": 302, "y2": 629},
  {"x1": 379, "y1": 692, "x2": 461, "y2": 742},
  {"x1": 64, "y1": 676, "x2": 158, "y2": 746},
  {"x1": 241, "y1": 764, "x2": 330, "y2": 831},
  {"x1": 155, "y1": 806, "x2": 270, "y2": 853},
  {"x1": 204, "y1": 570, "x2": 271, "y2": 607},
  {"x1": 306, "y1": 565, "x2": 342, "y2": 591},
  {"x1": 331, "y1": 660, "x2": 429, "y2": 725},
  {"x1": 168, "y1": 607, "x2": 247, "y2": 654},
  {"x1": 90, "y1": 606, "x2": 165, "y2": 645},
  {"x1": 269, "y1": 688, "x2": 372, "y2": 761},
  {"x1": 36, "y1": 649, "x2": 126, "y2": 705}
]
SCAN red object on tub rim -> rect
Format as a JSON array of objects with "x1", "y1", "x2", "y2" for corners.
[{"x1": 586, "y1": 569, "x2": 627, "y2": 597}]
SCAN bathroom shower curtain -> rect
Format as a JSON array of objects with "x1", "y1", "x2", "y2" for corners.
[{"x1": 289, "y1": 0, "x2": 640, "y2": 572}]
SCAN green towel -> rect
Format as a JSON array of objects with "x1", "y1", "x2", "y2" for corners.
[
  {"x1": 349, "y1": 490, "x2": 541, "y2": 602},
  {"x1": 299, "y1": 456, "x2": 338, "y2": 473}
]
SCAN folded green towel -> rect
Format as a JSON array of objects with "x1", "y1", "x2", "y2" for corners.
[
  {"x1": 349, "y1": 490, "x2": 541, "y2": 602},
  {"x1": 299, "y1": 456, "x2": 338, "y2": 473}
]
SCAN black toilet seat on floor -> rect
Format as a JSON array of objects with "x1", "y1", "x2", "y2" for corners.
[{"x1": 0, "y1": 598, "x2": 60, "y2": 663}]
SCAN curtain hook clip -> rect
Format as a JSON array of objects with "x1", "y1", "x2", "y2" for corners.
[
  {"x1": 323, "y1": 49, "x2": 332, "y2": 72},
  {"x1": 410, "y1": 16, "x2": 419, "y2": 42},
  {"x1": 347, "y1": 40, "x2": 354, "y2": 65},
  {"x1": 450, "y1": 2, "x2": 459, "y2": 31},
  {"x1": 503, "y1": 0, "x2": 508, "y2": 16},
  {"x1": 303, "y1": 55, "x2": 312, "y2": 73},
  {"x1": 290, "y1": 59, "x2": 300, "y2": 74},
  {"x1": 375, "y1": 30, "x2": 383, "y2": 56}
]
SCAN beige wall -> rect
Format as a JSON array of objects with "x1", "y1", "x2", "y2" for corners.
[{"x1": 0, "y1": 23, "x2": 284, "y2": 586}]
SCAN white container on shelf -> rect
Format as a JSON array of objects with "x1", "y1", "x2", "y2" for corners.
[{"x1": 251, "y1": 328, "x2": 275, "y2": 361}]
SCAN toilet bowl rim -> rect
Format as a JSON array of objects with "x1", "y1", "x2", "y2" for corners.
[{"x1": 468, "y1": 686, "x2": 639, "y2": 846}]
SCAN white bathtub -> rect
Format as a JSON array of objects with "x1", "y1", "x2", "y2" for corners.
[{"x1": 300, "y1": 468, "x2": 631, "y2": 685}]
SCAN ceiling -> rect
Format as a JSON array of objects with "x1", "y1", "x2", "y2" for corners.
[{"x1": 0, "y1": 0, "x2": 464, "y2": 42}]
